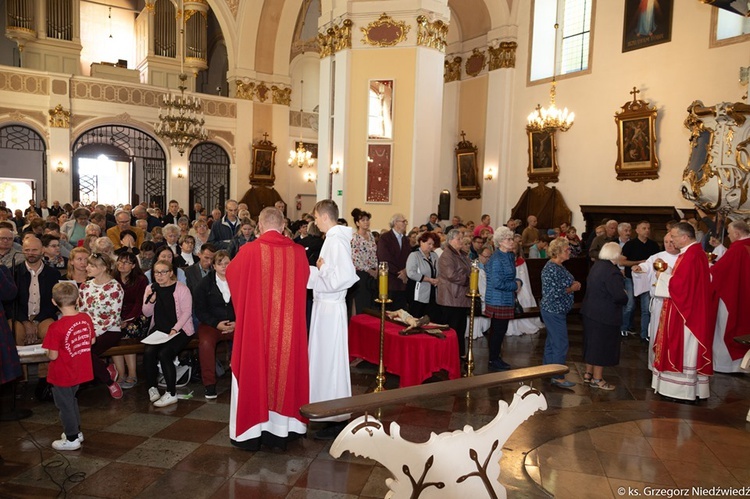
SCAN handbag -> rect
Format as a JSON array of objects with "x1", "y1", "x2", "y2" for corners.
[
  {"x1": 122, "y1": 315, "x2": 150, "y2": 340},
  {"x1": 513, "y1": 298, "x2": 524, "y2": 318}
]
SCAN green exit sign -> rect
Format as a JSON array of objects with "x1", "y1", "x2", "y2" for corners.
[{"x1": 337, "y1": 190, "x2": 343, "y2": 196}]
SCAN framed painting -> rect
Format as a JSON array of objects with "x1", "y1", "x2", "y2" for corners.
[
  {"x1": 455, "y1": 132, "x2": 480, "y2": 200},
  {"x1": 366, "y1": 143, "x2": 391, "y2": 203},
  {"x1": 615, "y1": 89, "x2": 659, "y2": 181},
  {"x1": 527, "y1": 129, "x2": 559, "y2": 184},
  {"x1": 622, "y1": 0, "x2": 673, "y2": 52},
  {"x1": 250, "y1": 136, "x2": 277, "y2": 186}
]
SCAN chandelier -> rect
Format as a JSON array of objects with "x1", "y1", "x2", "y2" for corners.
[
  {"x1": 288, "y1": 79, "x2": 315, "y2": 168},
  {"x1": 289, "y1": 141, "x2": 315, "y2": 168},
  {"x1": 155, "y1": 73, "x2": 208, "y2": 156},
  {"x1": 526, "y1": 22, "x2": 574, "y2": 133}
]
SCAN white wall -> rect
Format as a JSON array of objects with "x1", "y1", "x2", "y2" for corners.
[{"x1": 503, "y1": 2, "x2": 749, "y2": 229}]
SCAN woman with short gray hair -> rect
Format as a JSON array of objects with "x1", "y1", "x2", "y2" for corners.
[{"x1": 581, "y1": 242, "x2": 628, "y2": 390}]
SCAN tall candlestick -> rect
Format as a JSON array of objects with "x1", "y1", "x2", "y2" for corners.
[
  {"x1": 469, "y1": 260, "x2": 479, "y2": 294},
  {"x1": 378, "y1": 261, "x2": 389, "y2": 299}
]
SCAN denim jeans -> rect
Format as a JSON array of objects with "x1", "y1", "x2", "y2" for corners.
[
  {"x1": 638, "y1": 292, "x2": 651, "y2": 339},
  {"x1": 621, "y1": 277, "x2": 635, "y2": 331},
  {"x1": 541, "y1": 309, "x2": 568, "y2": 380}
]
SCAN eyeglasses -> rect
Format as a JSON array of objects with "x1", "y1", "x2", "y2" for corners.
[
  {"x1": 0, "y1": 236, "x2": 13, "y2": 241},
  {"x1": 153, "y1": 270, "x2": 171, "y2": 275}
]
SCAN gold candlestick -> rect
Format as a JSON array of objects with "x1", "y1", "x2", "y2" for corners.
[
  {"x1": 374, "y1": 262, "x2": 391, "y2": 392},
  {"x1": 465, "y1": 260, "x2": 480, "y2": 377}
]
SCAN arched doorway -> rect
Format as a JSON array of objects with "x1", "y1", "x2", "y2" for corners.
[
  {"x1": 0, "y1": 125, "x2": 46, "y2": 211},
  {"x1": 72, "y1": 126, "x2": 166, "y2": 208},
  {"x1": 189, "y1": 142, "x2": 230, "y2": 212}
]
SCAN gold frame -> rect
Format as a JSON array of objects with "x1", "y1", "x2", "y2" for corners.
[
  {"x1": 361, "y1": 13, "x2": 410, "y2": 47},
  {"x1": 527, "y1": 129, "x2": 559, "y2": 184},
  {"x1": 455, "y1": 133, "x2": 481, "y2": 200},
  {"x1": 614, "y1": 88, "x2": 659, "y2": 181},
  {"x1": 250, "y1": 135, "x2": 277, "y2": 186}
]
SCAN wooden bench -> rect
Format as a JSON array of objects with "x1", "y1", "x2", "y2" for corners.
[{"x1": 300, "y1": 364, "x2": 568, "y2": 419}]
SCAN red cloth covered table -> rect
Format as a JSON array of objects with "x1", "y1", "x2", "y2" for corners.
[{"x1": 348, "y1": 314, "x2": 461, "y2": 388}]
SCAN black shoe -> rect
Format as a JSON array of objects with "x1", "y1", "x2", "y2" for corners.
[
  {"x1": 34, "y1": 378, "x2": 53, "y2": 402},
  {"x1": 204, "y1": 384, "x2": 217, "y2": 399},
  {"x1": 488, "y1": 359, "x2": 511, "y2": 372},
  {"x1": 313, "y1": 422, "x2": 347, "y2": 440}
]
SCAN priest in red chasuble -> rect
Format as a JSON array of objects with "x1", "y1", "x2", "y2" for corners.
[
  {"x1": 652, "y1": 222, "x2": 715, "y2": 401},
  {"x1": 710, "y1": 220, "x2": 750, "y2": 373},
  {"x1": 226, "y1": 207, "x2": 310, "y2": 450}
]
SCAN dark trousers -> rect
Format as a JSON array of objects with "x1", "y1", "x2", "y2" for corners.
[
  {"x1": 144, "y1": 332, "x2": 191, "y2": 395},
  {"x1": 443, "y1": 306, "x2": 468, "y2": 357},
  {"x1": 91, "y1": 331, "x2": 123, "y2": 385},
  {"x1": 349, "y1": 270, "x2": 375, "y2": 316},
  {"x1": 52, "y1": 384, "x2": 80, "y2": 440},
  {"x1": 489, "y1": 318, "x2": 510, "y2": 362},
  {"x1": 198, "y1": 324, "x2": 232, "y2": 386}
]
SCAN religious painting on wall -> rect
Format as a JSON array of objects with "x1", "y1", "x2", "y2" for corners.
[
  {"x1": 622, "y1": 0, "x2": 673, "y2": 52},
  {"x1": 250, "y1": 135, "x2": 277, "y2": 186},
  {"x1": 527, "y1": 129, "x2": 559, "y2": 184},
  {"x1": 366, "y1": 143, "x2": 391, "y2": 203},
  {"x1": 615, "y1": 87, "x2": 659, "y2": 181},
  {"x1": 455, "y1": 131, "x2": 481, "y2": 200}
]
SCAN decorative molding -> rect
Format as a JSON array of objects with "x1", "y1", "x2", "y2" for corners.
[
  {"x1": 465, "y1": 48, "x2": 486, "y2": 77},
  {"x1": 488, "y1": 41, "x2": 517, "y2": 70},
  {"x1": 361, "y1": 13, "x2": 410, "y2": 47},
  {"x1": 256, "y1": 82, "x2": 269, "y2": 102},
  {"x1": 0, "y1": 108, "x2": 48, "y2": 136},
  {"x1": 70, "y1": 113, "x2": 96, "y2": 130},
  {"x1": 271, "y1": 85, "x2": 292, "y2": 105},
  {"x1": 144, "y1": 1, "x2": 155, "y2": 14},
  {"x1": 235, "y1": 80, "x2": 255, "y2": 100},
  {"x1": 317, "y1": 19, "x2": 353, "y2": 58},
  {"x1": 71, "y1": 79, "x2": 235, "y2": 118},
  {"x1": 225, "y1": 0, "x2": 238, "y2": 18},
  {"x1": 416, "y1": 15, "x2": 448, "y2": 52},
  {"x1": 0, "y1": 70, "x2": 49, "y2": 95},
  {"x1": 48, "y1": 105, "x2": 70, "y2": 128},
  {"x1": 51, "y1": 79, "x2": 67, "y2": 95},
  {"x1": 207, "y1": 129, "x2": 236, "y2": 163},
  {"x1": 444, "y1": 56, "x2": 462, "y2": 83}
]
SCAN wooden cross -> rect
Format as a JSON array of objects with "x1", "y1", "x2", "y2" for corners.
[
  {"x1": 630, "y1": 87, "x2": 640, "y2": 103},
  {"x1": 460, "y1": 130, "x2": 467, "y2": 142},
  {"x1": 262, "y1": 132, "x2": 269, "y2": 141}
]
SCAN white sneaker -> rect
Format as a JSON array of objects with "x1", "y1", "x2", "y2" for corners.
[
  {"x1": 52, "y1": 438, "x2": 81, "y2": 451},
  {"x1": 153, "y1": 392, "x2": 178, "y2": 407},
  {"x1": 148, "y1": 387, "x2": 161, "y2": 403},
  {"x1": 60, "y1": 432, "x2": 84, "y2": 443}
]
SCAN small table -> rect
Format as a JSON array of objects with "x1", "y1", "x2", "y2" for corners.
[{"x1": 348, "y1": 314, "x2": 461, "y2": 388}]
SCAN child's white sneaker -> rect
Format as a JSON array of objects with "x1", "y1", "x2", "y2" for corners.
[{"x1": 60, "y1": 432, "x2": 84, "y2": 443}]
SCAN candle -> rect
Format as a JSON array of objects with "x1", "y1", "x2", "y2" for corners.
[
  {"x1": 378, "y1": 262, "x2": 389, "y2": 298},
  {"x1": 469, "y1": 260, "x2": 479, "y2": 294}
]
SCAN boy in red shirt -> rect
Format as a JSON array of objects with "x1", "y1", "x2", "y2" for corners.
[{"x1": 42, "y1": 282, "x2": 95, "y2": 451}]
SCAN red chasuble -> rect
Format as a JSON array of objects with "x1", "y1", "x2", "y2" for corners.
[
  {"x1": 654, "y1": 243, "x2": 714, "y2": 375},
  {"x1": 710, "y1": 237, "x2": 750, "y2": 360},
  {"x1": 226, "y1": 230, "x2": 310, "y2": 437}
]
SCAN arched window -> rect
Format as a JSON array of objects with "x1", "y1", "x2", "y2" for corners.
[{"x1": 0, "y1": 125, "x2": 46, "y2": 206}]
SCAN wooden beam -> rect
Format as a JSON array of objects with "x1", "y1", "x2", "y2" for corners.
[{"x1": 300, "y1": 364, "x2": 568, "y2": 419}]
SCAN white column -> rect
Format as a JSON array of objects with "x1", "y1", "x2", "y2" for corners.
[
  {"x1": 439, "y1": 80, "x2": 460, "y2": 219},
  {"x1": 410, "y1": 46, "x2": 445, "y2": 225},
  {"x1": 47, "y1": 128, "x2": 71, "y2": 203},
  {"x1": 483, "y1": 66, "x2": 515, "y2": 224}
]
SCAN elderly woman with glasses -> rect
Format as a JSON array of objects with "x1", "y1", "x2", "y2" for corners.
[
  {"x1": 484, "y1": 226, "x2": 522, "y2": 371},
  {"x1": 63, "y1": 208, "x2": 90, "y2": 245},
  {"x1": 540, "y1": 237, "x2": 582, "y2": 388},
  {"x1": 78, "y1": 252, "x2": 125, "y2": 399},
  {"x1": 141, "y1": 258, "x2": 195, "y2": 407}
]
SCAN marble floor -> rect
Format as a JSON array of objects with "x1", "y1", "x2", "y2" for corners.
[{"x1": 1, "y1": 318, "x2": 749, "y2": 498}]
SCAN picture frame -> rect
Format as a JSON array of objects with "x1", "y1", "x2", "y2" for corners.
[
  {"x1": 250, "y1": 135, "x2": 277, "y2": 186},
  {"x1": 615, "y1": 89, "x2": 659, "y2": 181},
  {"x1": 622, "y1": 0, "x2": 673, "y2": 53},
  {"x1": 527, "y1": 129, "x2": 559, "y2": 184},
  {"x1": 366, "y1": 143, "x2": 392, "y2": 203},
  {"x1": 455, "y1": 132, "x2": 481, "y2": 200}
]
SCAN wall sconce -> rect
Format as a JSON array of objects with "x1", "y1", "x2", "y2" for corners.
[
  {"x1": 741, "y1": 66, "x2": 749, "y2": 86},
  {"x1": 304, "y1": 171, "x2": 316, "y2": 183},
  {"x1": 484, "y1": 166, "x2": 496, "y2": 181},
  {"x1": 330, "y1": 161, "x2": 341, "y2": 175},
  {"x1": 56, "y1": 161, "x2": 65, "y2": 173},
  {"x1": 176, "y1": 167, "x2": 185, "y2": 179}
]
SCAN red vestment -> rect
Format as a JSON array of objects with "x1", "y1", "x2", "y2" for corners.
[
  {"x1": 226, "y1": 230, "x2": 310, "y2": 441},
  {"x1": 710, "y1": 237, "x2": 750, "y2": 360},
  {"x1": 653, "y1": 242, "x2": 714, "y2": 375}
]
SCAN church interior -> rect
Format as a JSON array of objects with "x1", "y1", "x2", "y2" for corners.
[{"x1": 1, "y1": 0, "x2": 750, "y2": 497}]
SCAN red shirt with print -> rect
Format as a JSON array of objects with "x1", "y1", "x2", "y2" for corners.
[{"x1": 42, "y1": 313, "x2": 95, "y2": 387}]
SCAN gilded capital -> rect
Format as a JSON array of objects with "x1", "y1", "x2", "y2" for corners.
[
  {"x1": 318, "y1": 18, "x2": 353, "y2": 58},
  {"x1": 48, "y1": 104, "x2": 70, "y2": 128},
  {"x1": 488, "y1": 41, "x2": 517, "y2": 70},
  {"x1": 416, "y1": 15, "x2": 448, "y2": 52},
  {"x1": 444, "y1": 56, "x2": 462, "y2": 83},
  {"x1": 271, "y1": 85, "x2": 292, "y2": 106}
]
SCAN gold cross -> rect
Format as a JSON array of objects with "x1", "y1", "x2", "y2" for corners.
[{"x1": 630, "y1": 87, "x2": 640, "y2": 103}]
